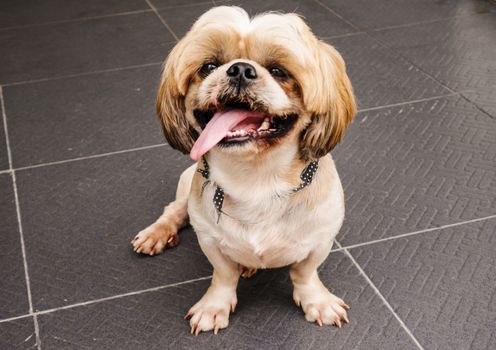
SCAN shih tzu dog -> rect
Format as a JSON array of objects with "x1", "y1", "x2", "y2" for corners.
[{"x1": 132, "y1": 6, "x2": 356, "y2": 335}]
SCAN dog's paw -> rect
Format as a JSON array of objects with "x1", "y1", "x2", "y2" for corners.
[
  {"x1": 293, "y1": 285, "x2": 349, "y2": 327},
  {"x1": 131, "y1": 224, "x2": 179, "y2": 256},
  {"x1": 185, "y1": 289, "x2": 237, "y2": 335}
]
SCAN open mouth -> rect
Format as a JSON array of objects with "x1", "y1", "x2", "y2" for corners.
[
  {"x1": 190, "y1": 100, "x2": 297, "y2": 161},
  {"x1": 193, "y1": 102, "x2": 297, "y2": 144}
]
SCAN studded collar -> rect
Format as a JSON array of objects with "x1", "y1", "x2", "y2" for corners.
[{"x1": 197, "y1": 157, "x2": 319, "y2": 223}]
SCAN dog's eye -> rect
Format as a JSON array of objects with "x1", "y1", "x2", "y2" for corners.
[
  {"x1": 199, "y1": 62, "x2": 219, "y2": 77},
  {"x1": 268, "y1": 66, "x2": 287, "y2": 78}
]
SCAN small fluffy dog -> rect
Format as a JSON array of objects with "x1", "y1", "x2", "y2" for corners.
[{"x1": 132, "y1": 6, "x2": 356, "y2": 335}]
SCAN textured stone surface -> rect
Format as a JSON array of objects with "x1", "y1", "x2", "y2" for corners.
[
  {"x1": 4, "y1": 65, "x2": 164, "y2": 167},
  {"x1": 351, "y1": 218, "x2": 496, "y2": 350},
  {"x1": 334, "y1": 96, "x2": 496, "y2": 246},
  {"x1": 0, "y1": 0, "x2": 495, "y2": 348},
  {"x1": 0, "y1": 12, "x2": 173, "y2": 84},
  {"x1": 372, "y1": 13, "x2": 496, "y2": 117},
  {"x1": 318, "y1": 0, "x2": 495, "y2": 30},
  {"x1": 0, "y1": 317, "x2": 36, "y2": 349}
]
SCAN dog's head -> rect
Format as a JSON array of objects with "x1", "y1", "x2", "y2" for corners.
[{"x1": 157, "y1": 6, "x2": 356, "y2": 161}]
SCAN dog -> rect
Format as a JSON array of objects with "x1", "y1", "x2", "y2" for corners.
[{"x1": 132, "y1": 6, "x2": 356, "y2": 335}]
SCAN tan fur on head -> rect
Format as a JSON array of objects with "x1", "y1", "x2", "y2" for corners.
[{"x1": 156, "y1": 6, "x2": 356, "y2": 159}]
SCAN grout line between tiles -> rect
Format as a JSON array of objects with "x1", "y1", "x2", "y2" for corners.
[
  {"x1": 319, "y1": 31, "x2": 366, "y2": 41},
  {"x1": 2, "y1": 61, "x2": 164, "y2": 87},
  {"x1": 337, "y1": 241, "x2": 424, "y2": 350},
  {"x1": 0, "y1": 275, "x2": 212, "y2": 325},
  {"x1": 370, "y1": 12, "x2": 489, "y2": 33},
  {"x1": 356, "y1": 93, "x2": 459, "y2": 113},
  {"x1": 14, "y1": 143, "x2": 168, "y2": 172},
  {"x1": 145, "y1": 0, "x2": 179, "y2": 41},
  {"x1": 332, "y1": 215, "x2": 496, "y2": 253},
  {"x1": 313, "y1": 0, "x2": 361, "y2": 31},
  {"x1": 1, "y1": 86, "x2": 41, "y2": 349},
  {"x1": 0, "y1": 88, "x2": 13, "y2": 170}
]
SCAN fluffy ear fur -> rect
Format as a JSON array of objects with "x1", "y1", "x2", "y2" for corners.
[
  {"x1": 156, "y1": 39, "x2": 197, "y2": 154},
  {"x1": 299, "y1": 41, "x2": 356, "y2": 160}
]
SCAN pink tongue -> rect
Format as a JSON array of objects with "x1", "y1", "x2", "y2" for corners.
[{"x1": 190, "y1": 109, "x2": 261, "y2": 161}]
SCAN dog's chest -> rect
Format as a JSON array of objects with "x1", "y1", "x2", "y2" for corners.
[{"x1": 199, "y1": 188, "x2": 318, "y2": 268}]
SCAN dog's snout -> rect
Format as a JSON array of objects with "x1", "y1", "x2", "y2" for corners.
[{"x1": 226, "y1": 62, "x2": 257, "y2": 81}]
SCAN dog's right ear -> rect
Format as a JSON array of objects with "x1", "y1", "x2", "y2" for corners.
[{"x1": 156, "y1": 39, "x2": 198, "y2": 154}]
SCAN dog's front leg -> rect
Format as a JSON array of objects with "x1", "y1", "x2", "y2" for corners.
[
  {"x1": 290, "y1": 241, "x2": 349, "y2": 327},
  {"x1": 186, "y1": 239, "x2": 239, "y2": 335}
]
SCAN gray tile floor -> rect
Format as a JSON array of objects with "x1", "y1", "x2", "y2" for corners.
[{"x1": 0, "y1": 0, "x2": 495, "y2": 349}]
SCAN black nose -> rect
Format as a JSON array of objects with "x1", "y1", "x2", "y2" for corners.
[{"x1": 226, "y1": 62, "x2": 257, "y2": 81}]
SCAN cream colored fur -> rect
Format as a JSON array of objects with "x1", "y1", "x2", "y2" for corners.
[{"x1": 132, "y1": 6, "x2": 355, "y2": 335}]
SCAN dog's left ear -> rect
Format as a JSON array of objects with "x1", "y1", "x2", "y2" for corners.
[
  {"x1": 299, "y1": 41, "x2": 356, "y2": 160},
  {"x1": 156, "y1": 39, "x2": 198, "y2": 154}
]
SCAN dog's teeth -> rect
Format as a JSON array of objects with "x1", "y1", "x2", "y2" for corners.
[{"x1": 258, "y1": 118, "x2": 270, "y2": 131}]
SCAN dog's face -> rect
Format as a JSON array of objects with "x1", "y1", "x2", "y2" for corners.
[{"x1": 157, "y1": 6, "x2": 356, "y2": 161}]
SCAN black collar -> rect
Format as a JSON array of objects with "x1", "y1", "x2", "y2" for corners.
[{"x1": 197, "y1": 157, "x2": 319, "y2": 222}]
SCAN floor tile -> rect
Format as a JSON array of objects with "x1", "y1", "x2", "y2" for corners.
[
  {"x1": 318, "y1": 0, "x2": 494, "y2": 30},
  {"x1": 4, "y1": 65, "x2": 165, "y2": 168},
  {"x1": 0, "y1": 0, "x2": 149, "y2": 29},
  {"x1": 0, "y1": 317, "x2": 36, "y2": 349},
  {"x1": 0, "y1": 174, "x2": 30, "y2": 318},
  {"x1": 38, "y1": 252, "x2": 418, "y2": 349},
  {"x1": 326, "y1": 34, "x2": 450, "y2": 110},
  {"x1": 333, "y1": 96, "x2": 496, "y2": 246},
  {"x1": 350, "y1": 217, "x2": 496, "y2": 349},
  {"x1": 0, "y1": 12, "x2": 174, "y2": 84},
  {"x1": 372, "y1": 13, "x2": 496, "y2": 117},
  {"x1": 16, "y1": 147, "x2": 211, "y2": 311}
]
